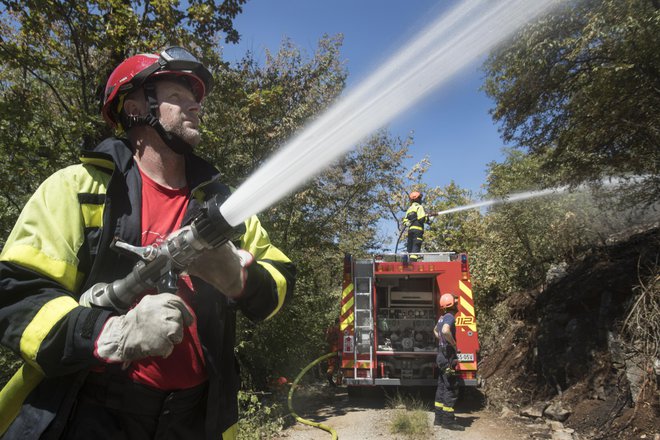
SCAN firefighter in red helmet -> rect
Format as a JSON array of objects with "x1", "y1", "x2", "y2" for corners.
[
  {"x1": 433, "y1": 293, "x2": 464, "y2": 431},
  {"x1": 0, "y1": 47, "x2": 296, "y2": 439},
  {"x1": 402, "y1": 191, "x2": 429, "y2": 261},
  {"x1": 101, "y1": 46, "x2": 214, "y2": 154}
]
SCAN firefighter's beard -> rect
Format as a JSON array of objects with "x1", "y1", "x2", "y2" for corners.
[{"x1": 161, "y1": 118, "x2": 201, "y2": 147}]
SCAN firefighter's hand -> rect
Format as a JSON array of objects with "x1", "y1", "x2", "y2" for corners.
[
  {"x1": 95, "y1": 293, "x2": 194, "y2": 366},
  {"x1": 188, "y1": 241, "x2": 253, "y2": 298}
]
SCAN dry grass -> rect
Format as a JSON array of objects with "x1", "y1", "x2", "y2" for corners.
[
  {"x1": 387, "y1": 393, "x2": 431, "y2": 439},
  {"x1": 622, "y1": 258, "x2": 659, "y2": 363}
]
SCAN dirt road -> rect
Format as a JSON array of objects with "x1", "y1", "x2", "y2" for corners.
[{"x1": 277, "y1": 384, "x2": 558, "y2": 440}]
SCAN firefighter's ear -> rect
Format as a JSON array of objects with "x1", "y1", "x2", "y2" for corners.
[
  {"x1": 122, "y1": 87, "x2": 148, "y2": 117},
  {"x1": 123, "y1": 97, "x2": 145, "y2": 117}
]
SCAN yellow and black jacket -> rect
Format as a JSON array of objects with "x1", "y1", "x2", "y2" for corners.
[
  {"x1": 403, "y1": 202, "x2": 427, "y2": 232},
  {"x1": 0, "y1": 138, "x2": 295, "y2": 440}
]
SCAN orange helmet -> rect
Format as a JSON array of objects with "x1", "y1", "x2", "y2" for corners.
[
  {"x1": 439, "y1": 293, "x2": 456, "y2": 309},
  {"x1": 409, "y1": 191, "x2": 422, "y2": 201}
]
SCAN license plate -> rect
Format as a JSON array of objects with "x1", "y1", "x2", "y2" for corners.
[{"x1": 457, "y1": 353, "x2": 474, "y2": 362}]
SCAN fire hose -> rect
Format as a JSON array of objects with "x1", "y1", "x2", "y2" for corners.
[
  {"x1": 394, "y1": 226, "x2": 406, "y2": 254},
  {"x1": 288, "y1": 352, "x2": 339, "y2": 440},
  {"x1": 79, "y1": 192, "x2": 242, "y2": 311}
]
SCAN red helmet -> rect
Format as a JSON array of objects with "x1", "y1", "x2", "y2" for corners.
[
  {"x1": 102, "y1": 46, "x2": 213, "y2": 128},
  {"x1": 439, "y1": 293, "x2": 456, "y2": 309},
  {"x1": 409, "y1": 191, "x2": 422, "y2": 201}
]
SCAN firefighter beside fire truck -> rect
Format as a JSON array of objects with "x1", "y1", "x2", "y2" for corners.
[{"x1": 433, "y1": 293, "x2": 465, "y2": 430}]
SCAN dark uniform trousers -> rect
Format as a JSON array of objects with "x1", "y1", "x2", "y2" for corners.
[
  {"x1": 406, "y1": 228, "x2": 424, "y2": 260},
  {"x1": 57, "y1": 373, "x2": 207, "y2": 440},
  {"x1": 434, "y1": 348, "x2": 458, "y2": 423}
]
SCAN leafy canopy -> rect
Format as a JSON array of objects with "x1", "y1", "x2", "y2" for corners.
[{"x1": 483, "y1": 0, "x2": 660, "y2": 205}]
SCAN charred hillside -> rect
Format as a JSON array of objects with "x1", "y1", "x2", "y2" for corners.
[{"x1": 480, "y1": 225, "x2": 659, "y2": 439}]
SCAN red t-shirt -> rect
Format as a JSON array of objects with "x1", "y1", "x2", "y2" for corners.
[{"x1": 127, "y1": 168, "x2": 208, "y2": 390}]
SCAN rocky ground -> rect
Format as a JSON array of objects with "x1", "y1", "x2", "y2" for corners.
[
  {"x1": 281, "y1": 384, "x2": 552, "y2": 440},
  {"x1": 277, "y1": 384, "x2": 581, "y2": 440},
  {"x1": 478, "y1": 225, "x2": 659, "y2": 440}
]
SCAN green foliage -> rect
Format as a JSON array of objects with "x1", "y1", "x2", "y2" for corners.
[
  {"x1": 467, "y1": 149, "x2": 657, "y2": 314},
  {"x1": 483, "y1": 0, "x2": 660, "y2": 205},
  {"x1": 423, "y1": 181, "x2": 478, "y2": 254},
  {"x1": 0, "y1": 62, "x2": 84, "y2": 241},
  {"x1": 389, "y1": 410, "x2": 430, "y2": 439},
  {"x1": 200, "y1": 35, "x2": 348, "y2": 185},
  {"x1": 385, "y1": 51, "x2": 657, "y2": 343},
  {"x1": 236, "y1": 390, "x2": 284, "y2": 440},
  {"x1": 473, "y1": 299, "x2": 512, "y2": 358}
]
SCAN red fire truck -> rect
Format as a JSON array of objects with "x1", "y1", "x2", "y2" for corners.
[{"x1": 338, "y1": 252, "x2": 479, "y2": 389}]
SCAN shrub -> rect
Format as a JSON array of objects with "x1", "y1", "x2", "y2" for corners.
[
  {"x1": 237, "y1": 390, "x2": 284, "y2": 440},
  {"x1": 387, "y1": 393, "x2": 431, "y2": 439}
]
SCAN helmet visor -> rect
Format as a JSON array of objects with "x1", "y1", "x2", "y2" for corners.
[
  {"x1": 131, "y1": 46, "x2": 214, "y2": 97},
  {"x1": 158, "y1": 46, "x2": 203, "y2": 70}
]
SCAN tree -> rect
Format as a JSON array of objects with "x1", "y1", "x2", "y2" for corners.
[
  {"x1": 469, "y1": 147, "x2": 656, "y2": 309},
  {"x1": 423, "y1": 181, "x2": 477, "y2": 253},
  {"x1": 200, "y1": 35, "x2": 347, "y2": 185},
  {"x1": 385, "y1": 157, "x2": 477, "y2": 255},
  {"x1": 483, "y1": 0, "x2": 660, "y2": 205}
]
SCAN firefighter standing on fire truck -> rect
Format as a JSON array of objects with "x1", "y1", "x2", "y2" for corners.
[
  {"x1": 403, "y1": 191, "x2": 429, "y2": 260},
  {"x1": 433, "y1": 293, "x2": 465, "y2": 431}
]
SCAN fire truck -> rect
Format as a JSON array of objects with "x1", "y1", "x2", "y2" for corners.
[{"x1": 338, "y1": 252, "x2": 479, "y2": 389}]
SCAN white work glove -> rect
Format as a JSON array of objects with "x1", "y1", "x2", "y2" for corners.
[
  {"x1": 95, "y1": 293, "x2": 194, "y2": 366},
  {"x1": 188, "y1": 241, "x2": 253, "y2": 298}
]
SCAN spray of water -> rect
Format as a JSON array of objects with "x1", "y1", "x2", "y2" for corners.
[
  {"x1": 433, "y1": 177, "x2": 634, "y2": 216},
  {"x1": 220, "y1": 0, "x2": 566, "y2": 226},
  {"x1": 435, "y1": 188, "x2": 568, "y2": 216}
]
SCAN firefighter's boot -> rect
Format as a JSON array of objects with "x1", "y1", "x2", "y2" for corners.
[
  {"x1": 442, "y1": 420, "x2": 465, "y2": 431},
  {"x1": 440, "y1": 413, "x2": 465, "y2": 431}
]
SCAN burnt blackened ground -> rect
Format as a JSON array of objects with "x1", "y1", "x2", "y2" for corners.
[{"x1": 480, "y1": 226, "x2": 659, "y2": 439}]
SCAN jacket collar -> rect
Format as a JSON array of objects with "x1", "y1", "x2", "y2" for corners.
[{"x1": 80, "y1": 137, "x2": 221, "y2": 187}]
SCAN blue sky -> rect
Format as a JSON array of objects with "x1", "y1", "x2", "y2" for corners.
[{"x1": 220, "y1": 0, "x2": 511, "y2": 197}]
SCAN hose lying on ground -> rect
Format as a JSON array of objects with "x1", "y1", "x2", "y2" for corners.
[{"x1": 287, "y1": 352, "x2": 339, "y2": 440}]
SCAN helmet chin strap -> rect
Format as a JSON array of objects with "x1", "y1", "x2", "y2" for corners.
[
  {"x1": 124, "y1": 82, "x2": 193, "y2": 155},
  {"x1": 141, "y1": 114, "x2": 193, "y2": 155}
]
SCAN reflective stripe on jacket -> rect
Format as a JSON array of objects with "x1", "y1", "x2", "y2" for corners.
[
  {"x1": 0, "y1": 137, "x2": 296, "y2": 439},
  {"x1": 403, "y1": 202, "x2": 427, "y2": 231}
]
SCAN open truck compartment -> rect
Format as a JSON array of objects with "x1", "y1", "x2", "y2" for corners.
[{"x1": 339, "y1": 252, "x2": 480, "y2": 388}]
